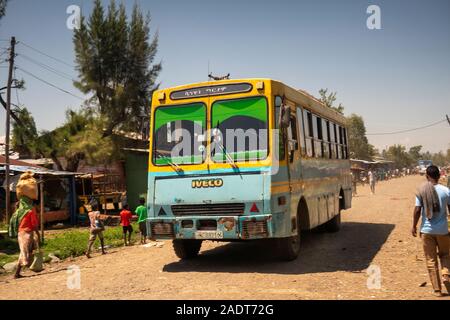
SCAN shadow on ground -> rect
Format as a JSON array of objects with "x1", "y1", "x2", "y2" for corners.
[{"x1": 163, "y1": 222, "x2": 395, "y2": 275}]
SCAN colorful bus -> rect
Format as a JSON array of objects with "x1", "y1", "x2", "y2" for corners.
[{"x1": 146, "y1": 78, "x2": 352, "y2": 260}]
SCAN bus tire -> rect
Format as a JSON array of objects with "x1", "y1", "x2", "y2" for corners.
[
  {"x1": 276, "y1": 233, "x2": 301, "y2": 261},
  {"x1": 323, "y1": 212, "x2": 341, "y2": 233},
  {"x1": 173, "y1": 239, "x2": 202, "y2": 259}
]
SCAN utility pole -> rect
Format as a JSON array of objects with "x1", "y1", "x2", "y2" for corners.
[{"x1": 4, "y1": 36, "x2": 16, "y2": 225}]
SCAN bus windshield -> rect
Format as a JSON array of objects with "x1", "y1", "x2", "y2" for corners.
[
  {"x1": 153, "y1": 103, "x2": 206, "y2": 165},
  {"x1": 211, "y1": 96, "x2": 268, "y2": 162},
  {"x1": 418, "y1": 160, "x2": 432, "y2": 167}
]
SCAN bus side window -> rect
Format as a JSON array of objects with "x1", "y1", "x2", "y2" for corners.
[
  {"x1": 275, "y1": 96, "x2": 286, "y2": 161},
  {"x1": 338, "y1": 126, "x2": 344, "y2": 159},
  {"x1": 296, "y1": 107, "x2": 306, "y2": 156},
  {"x1": 303, "y1": 110, "x2": 314, "y2": 157},
  {"x1": 313, "y1": 115, "x2": 322, "y2": 158},
  {"x1": 288, "y1": 115, "x2": 298, "y2": 162},
  {"x1": 322, "y1": 119, "x2": 330, "y2": 159},
  {"x1": 344, "y1": 129, "x2": 350, "y2": 159},
  {"x1": 329, "y1": 121, "x2": 336, "y2": 159},
  {"x1": 343, "y1": 127, "x2": 349, "y2": 159},
  {"x1": 334, "y1": 123, "x2": 341, "y2": 159}
]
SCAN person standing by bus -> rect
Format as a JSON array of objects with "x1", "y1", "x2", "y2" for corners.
[
  {"x1": 135, "y1": 198, "x2": 148, "y2": 244},
  {"x1": 368, "y1": 169, "x2": 376, "y2": 194},
  {"x1": 412, "y1": 165, "x2": 450, "y2": 297},
  {"x1": 120, "y1": 204, "x2": 134, "y2": 246}
]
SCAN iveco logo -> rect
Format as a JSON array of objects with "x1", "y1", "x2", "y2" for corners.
[{"x1": 191, "y1": 178, "x2": 224, "y2": 189}]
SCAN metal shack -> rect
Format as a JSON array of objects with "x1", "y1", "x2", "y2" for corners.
[
  {"x1": 0, "y1": 163, "x2": 79, "y2": 225},
  {"x1": 124, "y1": 148, "x2": 149, "y2": 210}
]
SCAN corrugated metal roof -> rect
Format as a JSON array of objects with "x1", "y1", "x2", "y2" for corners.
[
  {"x1": 0, "y1": 164, "x2": 79, "y2": 176},
  {"x1": 0, "y1": 155, "x2": 44, "y2": 168}
]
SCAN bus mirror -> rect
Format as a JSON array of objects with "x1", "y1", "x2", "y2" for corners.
[{"x1": 279, "y1": 105, "x2": 290, "y2": 129}]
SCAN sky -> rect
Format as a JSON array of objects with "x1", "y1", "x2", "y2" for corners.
[{"x1": 0, "y1": 0, "x2": 449, "y2": 154}]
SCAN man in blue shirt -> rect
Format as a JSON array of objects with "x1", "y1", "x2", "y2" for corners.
[{"x1": 412, "y1": 165, "x2": 450, "y2": 297}]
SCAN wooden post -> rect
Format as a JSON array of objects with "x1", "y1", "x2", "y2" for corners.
[
  {"x1": 39, "y1": 175, "x2": 44, "y2": 243},
  {"x1": 4, "y1": 36, "x2": 16, "y2": 224}
]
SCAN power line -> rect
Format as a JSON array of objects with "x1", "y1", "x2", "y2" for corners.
[
  {"x1": 18, "y1": 41, "x2": 75, "y2": 68},
  {"x1": 17, "y1": 53, "x2": 76, "y2": 81},
  {"x1": 13, "y1": 68, "x2": 21, "y2": 106},
  {"x1": 366, "y1": 118, "x2": 448, "y2": 136},
  {"x1": 0, "y1": 48, "x2": 9, "y2": 57},
  {"x1": 16, "y1": 66, "x2": 85, "y2": 101}
]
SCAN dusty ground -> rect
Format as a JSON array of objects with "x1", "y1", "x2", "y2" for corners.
[{"x1": 0, "y1": 175, "x2": 448, "y2": 300}]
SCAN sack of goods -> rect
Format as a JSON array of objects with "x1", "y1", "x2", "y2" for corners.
[{"x1": 16, "y1": 171, "x2": 38, "y2": 200}]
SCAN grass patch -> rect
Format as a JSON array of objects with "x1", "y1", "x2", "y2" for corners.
[{"x1": 0, "y1": 223, "x2": 139, "y2": 268}]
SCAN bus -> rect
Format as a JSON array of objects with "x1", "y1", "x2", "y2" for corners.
[
  {"x1": 418, "y1": 160, "x2": 432, "y2": 175},
  {"x1": 146, "y1": 78, "x2": 352, "y2": 261}
]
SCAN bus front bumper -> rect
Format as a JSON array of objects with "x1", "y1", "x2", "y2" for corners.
[{"x1": 147, "y1": 214, "x2": 273, "y2": 240}]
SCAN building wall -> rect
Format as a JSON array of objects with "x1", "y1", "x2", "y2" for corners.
[{"x1": 125, "y1": 152, "x2": 149, "y2": 210}]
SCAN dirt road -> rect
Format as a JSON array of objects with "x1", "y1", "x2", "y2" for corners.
[{"x1": 0, "y1": 175, "x2": 447, "y2": 300}]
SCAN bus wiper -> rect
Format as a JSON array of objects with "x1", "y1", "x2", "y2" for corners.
[
  {"x1": 217, "y1": 142, "x2": 238, "y2": 170},
  {"x1": 212, "y1": 123, "x2": 239, "y2": 170},
  {"x1": 154, "y1": 150, "x2": 184, "y2": 173}
]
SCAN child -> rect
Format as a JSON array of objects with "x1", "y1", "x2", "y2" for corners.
[
  {"x1": 120, "y1": 204, "x2": 134, "y2": 246},
  {"x1": 135, "y1": 197, "x2": 148, "y2": 244},
  {"x1": 86, "y1": 201, "x2": 106, "y2": 258}
]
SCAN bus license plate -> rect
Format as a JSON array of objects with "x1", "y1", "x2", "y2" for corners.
[{"x1": 194, "y1": 231, "x2": 224, "y2": 239}]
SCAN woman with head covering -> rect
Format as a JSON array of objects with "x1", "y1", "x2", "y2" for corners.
[{"x1": 8, "y1": 171, "x2": 41, "y2": 278}]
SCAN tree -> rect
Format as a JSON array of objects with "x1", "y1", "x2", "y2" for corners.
[
  {"x1": 408, "y1": 145, "x2": 423, "y2": 164},
  {"x1": 319, "y1": 88, "x2": 344, "y2": 114},
  {"x1": 36, "y1": 109, "x2": 90, "y2": 171},
  {"x1": 0, "y1": 0, "x2": 7, "y2": 20},
  {"x1": 346, "y1": 114, "x2": 375, "y2": 160},
  {"x1": 11, "y1": 107, "x2": 39, "y2": 158},
  {"x1": 73, "y1": 0, "x2": 161, "y2": 137},
  {"x1": 431, "y1": 151, "x2": 447, "y2": 167},
  {"x1": 36, "y1": 109, "x2": 115, "y2": 172},
  {"x1": 384, "y1": 145, "x2": 413, "y2": 169}
]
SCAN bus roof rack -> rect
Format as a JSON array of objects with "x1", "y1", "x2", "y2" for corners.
[{"x1": 208, "y1": 73, "x2": 230, "y2": 81}]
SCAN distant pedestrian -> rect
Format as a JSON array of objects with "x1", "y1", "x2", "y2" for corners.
[
  {"x1": 412, "y1": 165, "x2": 450, "y2": 297},
  {"x1": 368, "y1": 170, "x2": 376, "y2": 194},
  {"x1": 86, "y1": 201, "x2": 106, "y2": 258},
  {"x1": 351, "y1": 172, "x2": 357, "y2": 196},
  {"x1": 120, "y1": 204, "x2": 134, "y2": 246},
  {"x1": 135, "y1": 198, "x2": 148, "y2": 244}
]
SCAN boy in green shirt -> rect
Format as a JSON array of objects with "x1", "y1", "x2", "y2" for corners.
[{"x1": 135, "y1": 197, "x2": 148, "y2": 244}]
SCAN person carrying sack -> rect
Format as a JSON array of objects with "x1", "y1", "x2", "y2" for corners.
[
  {"x1": 85, "y1": 200, "x2": 106, "y2": 258},
  {"x1": 412, "y1": 165, "x2": 450, "y2": 297},
  {"x1": 8, "y1": 171, "x2": 41, "y2": 278}
]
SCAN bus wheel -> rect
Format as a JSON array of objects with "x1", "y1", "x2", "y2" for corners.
[
  {"x1": 276, "y1": 231, "x2": 301, "y2": 261},
  {"x1": 173, "y1": 239, "x2": 202, "y2": 259},
  {"x1": 323, "y1": 212, "x2": 341, "y2": 233}
]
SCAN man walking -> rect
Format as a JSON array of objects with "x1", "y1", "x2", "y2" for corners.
[
  {"x1": 368, "y1": 169, "x2": 376, "y2": 194},
  {"x1": 412, "y1": 165, "x2": 450, "y2": 297}
]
